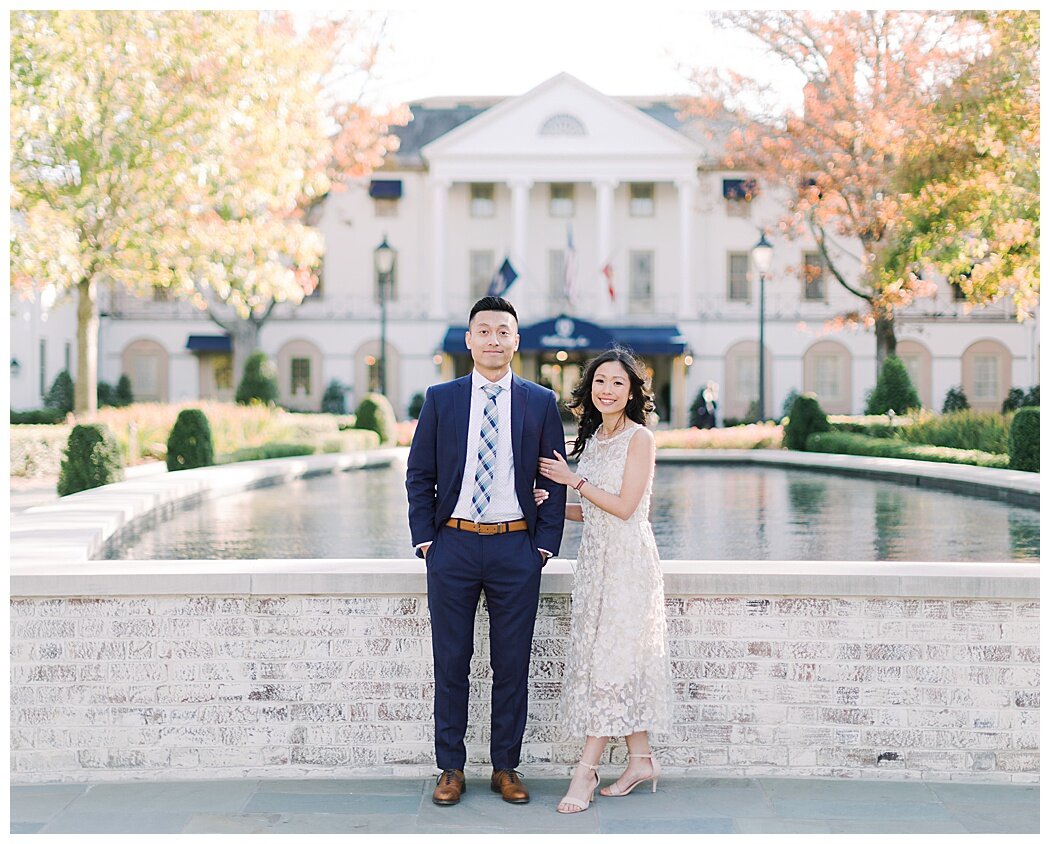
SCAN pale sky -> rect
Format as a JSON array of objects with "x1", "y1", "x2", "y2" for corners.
[{"x1": 356, "y1": 6, "x2": 802, "y2": 110}]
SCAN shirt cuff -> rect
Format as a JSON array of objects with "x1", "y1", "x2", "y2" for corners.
[{"x1": 537, "y1": 548, "x2": 552, "y2": 560}]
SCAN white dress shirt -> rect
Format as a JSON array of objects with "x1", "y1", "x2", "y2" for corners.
[{"x1": 451, "y1": 369, "x2": 523, "y2": 522}]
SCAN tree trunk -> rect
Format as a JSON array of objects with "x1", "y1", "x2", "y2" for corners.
[
  {"x1": 74, "y1": 277, "x2": 99, "y2": 416},
  {"x1": 229, "y1": 321, "x2": 261, "y2": 390},
  {"x1": 874, "y1": 314, "x2": 897, "y2": 374}
]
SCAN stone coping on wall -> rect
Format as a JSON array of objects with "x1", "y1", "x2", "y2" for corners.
[{"x1": 10, "y1": 559, "x2": 1038, "y2": 600}]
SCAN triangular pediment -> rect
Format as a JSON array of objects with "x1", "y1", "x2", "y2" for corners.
[{"x1": 421, "y1": 73, "x2": 702, "y2": 163}]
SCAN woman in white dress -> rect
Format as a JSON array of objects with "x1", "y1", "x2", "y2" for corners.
[{"x1": 537, "y1": 347, "x2": 671, "y2": 815}]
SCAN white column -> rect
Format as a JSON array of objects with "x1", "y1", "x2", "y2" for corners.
[
  {"x1": 676, "y1": 177, "x2": 696, "y2": 316},
  {"x1": 595, "y1": 178, "x2": 617, "y2": 321},
  {"x1": 431, "y1": 178, "x2": 450, "y2": 319},
  {"x1": 509, "y1": 179, "x2": 532, "y2": 315}
]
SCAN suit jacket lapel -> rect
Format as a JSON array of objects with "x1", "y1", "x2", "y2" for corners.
[
  {"x1": 453, "y1": 376, "x2": 472, "y2": 487},
  {"x1": 511, "y1": 374, "x2": 526, "y2": 480}
]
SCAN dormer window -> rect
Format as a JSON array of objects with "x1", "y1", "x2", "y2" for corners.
[{"x1": 539, "y1": 113, "x2": 586, "y2": 136}]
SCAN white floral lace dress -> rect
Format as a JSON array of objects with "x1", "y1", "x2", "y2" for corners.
[{"x1": 560, "y1": 423, "x2": 672, "y2": 738}]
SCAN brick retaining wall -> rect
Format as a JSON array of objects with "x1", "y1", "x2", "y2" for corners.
[{"x1": 10, "y1": 587, "x2": 1039, "y2": 784}]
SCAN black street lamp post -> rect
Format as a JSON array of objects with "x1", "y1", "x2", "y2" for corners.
[
  {"x1": 373, "y1": 235, "x2": 395, "y2": 397},
  {"x1": 751, "y1": 232, "x2": 774, "y2": 421}
]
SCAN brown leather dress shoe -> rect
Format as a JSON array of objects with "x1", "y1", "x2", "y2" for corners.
[
  {"x1": 432, "y1": 769, "x2": 466, "y2": 805},
  {"x1": 491, "y1": 768, "x2": 529, "y2": 803}
]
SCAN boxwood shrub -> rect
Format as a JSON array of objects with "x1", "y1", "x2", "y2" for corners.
[{"x1": 57, "y1": 423, "x2": 125, "y2": 496}]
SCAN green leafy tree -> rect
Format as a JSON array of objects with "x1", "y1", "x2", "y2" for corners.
[
  {"x1": 321, "y1": 380, "x2": 347, "y2": 414},
  {"x1": 166, "y1": 408, "x2": 215, "y2": 471},
  {"x1": 942, "y1": 386, "x2": 970, "y2": 413},
  {"x1": 783, "y1": 393, "x2": 831, "y2": 451},
  {"x1": 881, "y1": 12, "x2": 1039, "y2": 321},
  {"x1": 865, "y1": 356, "x2": 921, "y2": 414},
  {"x1": 115, "y1": 374, "x2": 134, "y2": 406},
  {"x1": 235, "y1": 351, "x2": 279, "y2": 405},
  {"x1": 58, "y1": 423, "x2": 124, "y2": 495},
  {"x1": 355, "y1": 392, "x2": 396, "y2": 444},
  {"x1": 44, "y1": 370, "x2": 74, "y2": 414},
  {"x1": 10, "y1": 11, "x2": 406, "y2": 411}
]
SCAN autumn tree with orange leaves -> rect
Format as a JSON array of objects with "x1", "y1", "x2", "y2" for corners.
[
  {"x1": 686, "y1": 11, "x2": 995, "y2": 368},
  {"x1": 11, "y1": 11, "x2": 408, "y2": 413}
]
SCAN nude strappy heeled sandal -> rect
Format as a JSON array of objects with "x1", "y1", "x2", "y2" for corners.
[
  {"x1": 600, "y1": 753, "x2": 661, "y2": 796},
  {"x1": 556, "y1": 762, "x2": 601, "y2": 814}
]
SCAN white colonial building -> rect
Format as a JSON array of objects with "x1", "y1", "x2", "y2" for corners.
[{"x1": 10, "y1": 73, "x2": 1039, "y2": 423}]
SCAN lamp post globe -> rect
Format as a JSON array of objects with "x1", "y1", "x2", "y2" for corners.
[
  {"x1": 373, "y1": 236, "x2": 396, "y2": 397},
  {"x1": 751, "y1": 232, "x2": 774, "y2": 421}
]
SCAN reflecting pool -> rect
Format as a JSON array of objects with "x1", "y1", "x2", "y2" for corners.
[{"x1": 103, "y1": 462, "x2": 1039, "y2": 562}]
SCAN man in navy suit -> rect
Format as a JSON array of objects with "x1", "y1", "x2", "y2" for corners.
[{"x1": 406, "y1": 297, "x2": 567, "y2": 806}]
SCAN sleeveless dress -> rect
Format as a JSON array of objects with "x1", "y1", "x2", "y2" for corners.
[{"x1": 560, "y1": 423, "x2": 672, "y2": 738}]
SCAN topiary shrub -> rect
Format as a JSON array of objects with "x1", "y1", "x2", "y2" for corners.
[
  {"x1": 865, "y1": 355, "x2": 920, "y2": 415},
  {"x1": 780, "y1": 388, "x2": 800, "y2": 422},
  {"x1": 1008, "y1": 407, "x2": 1039, "y2": 472},
  {"x1": 44, "y1": 370, "x2": 74, "y2": 414},
  {"x1": 942, "y1": 386, "x2": 970, "y2": 413},
  {"x1": 1024, "y1": 385, "x2": 1039, "y2": 407},
  {"x1": 783, "y1": 393, "x2": 830, "y2": 451},
  {"x1": 97, "y1": 381, "x2": 115, "y2": 408},
  {"x1": 235, "y1": 351, "x2": 279, "y2": 405},
  {"x1": 1002, "y1": 387, "x2": 1027, "y2": 414},
  {"x1": 354, "y1": 392, "x2": 397, "y2": 444},
  {"x1": 166, "y1": 408, "x2": 215, "y2": 471},
  {"x1": 57, "y1": 423, "x2": 125, "y2": 496},
  {"x1": 321, "y1": 380, "x2": 347, "y2": 414},
  {"x1": 408, "y1": 392, "x2": 425, "y2": 421},
  {"x1": 115, "y1": 374, "x2": 134, "y2": 406}
]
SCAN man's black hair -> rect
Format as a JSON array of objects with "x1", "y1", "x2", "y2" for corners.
[{"x1": 469, "y1": 296, "x2": 518, "y2": 326}]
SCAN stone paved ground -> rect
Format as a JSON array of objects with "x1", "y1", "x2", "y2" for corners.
[{"x1": 10, "y1": 776, "x2": 1039, "y2": 834}]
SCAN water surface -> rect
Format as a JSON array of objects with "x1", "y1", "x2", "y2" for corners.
[{"x1": 103, "y1": 463, "x2": 1039, "y2": 562}]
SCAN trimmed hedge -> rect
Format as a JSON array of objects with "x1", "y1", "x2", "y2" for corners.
[
  {"x1": 783, "y1": 394, "x2": 830, "y2": 451},
  {"x1": 896, "y1": 410, "x2": 1010, "y2": 454},
  {"x1": 11, "y1": 424, "x2": 71, "y2": 477},
  {"x1": 219, "y1": 442, "x2": 317, "y2": 463},
  {"x1": 942, "y1": 386, "x2": 970, "y2": 413},
  {"x1": 865, "y1": 355, "x2": 920, "y2": 414},
  {"x1": 321, "y1": 380, "x2": 347, "y2": 414},
  {"x1": 166, "y1": 408, "x2": 215, "y2": 471},
  {"x1": 57, "y1": 423, "x2": 125, "y2": 496},
  {"x1": 805, "y1": 431, "x2": 1009, "y2": 469},
  {"x1": 355, "y1": 392, "x2": 397, "y2": 444},
  {"x1": 11, "y1": 408, "x2": 66, "y2": 425},
  {"x1": 1008, "y1": 407, "x2": 1039, "y2": 472},
  {"x1": 44, "y1": 370, "x2": 74, "y2": 414}
]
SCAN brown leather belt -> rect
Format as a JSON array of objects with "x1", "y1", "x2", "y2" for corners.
[{"x1": 445, "y1": 518, "x2": 528, "y2": 536}]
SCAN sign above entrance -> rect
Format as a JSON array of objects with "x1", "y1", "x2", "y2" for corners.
[{"x1": 440, "y1": 314, "x2": 686, "y2": 356}]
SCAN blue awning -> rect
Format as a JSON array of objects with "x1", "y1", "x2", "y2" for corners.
[
  {"x1": 441, "y1": 315, "x2": 686, "y2": 356},
  {"x1": 186, "y1": 334, "x2": 231, "y2": 352},
  {"x1": 369, "y1": 179, "x2": 403, "y2": 199}
]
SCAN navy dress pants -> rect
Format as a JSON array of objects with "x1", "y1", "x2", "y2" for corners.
[{"x1": 425, "y1": 526, "x2": 543, "y2": 771}]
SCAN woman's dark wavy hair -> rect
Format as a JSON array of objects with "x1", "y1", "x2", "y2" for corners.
[{"x1": 566, "y1": 346, "x2": 655, "y2": 458}]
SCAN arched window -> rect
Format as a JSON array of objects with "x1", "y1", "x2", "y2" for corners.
[
  {"x1": 803, "y1": 340, "x2": 852, "y2": 414},
  {"x1": 896, "y1": 340, "x2": 932, "y2": 410},
  {"x1": 121, "y1": 339, "x2": 169, "y2": 403},
  {"x1": 539, "y1": 114, "x2": 587, "y2": 136},
  {"x1": 961, "y1": 339, "x2": 1012, "y2": 411},
  {"x1": 723, "y1": 340, "x2": 772, "y2": 421}
]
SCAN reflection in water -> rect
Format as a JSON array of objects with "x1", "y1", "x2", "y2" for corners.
[{"x1": 104, "y1": 463, "x2": 1039, "y2": 563}]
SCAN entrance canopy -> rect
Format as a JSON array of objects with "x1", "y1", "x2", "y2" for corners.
[
  {"x1": 186, "y1": 334, "x2": 231, "y2": 352},
  {"x1": 441, "y1": 315, "x2": 686, "y2": 356}
]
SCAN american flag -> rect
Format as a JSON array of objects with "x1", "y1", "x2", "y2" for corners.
[{"x1": 563, "y1": 226, "x2": 578, "y2": 306}]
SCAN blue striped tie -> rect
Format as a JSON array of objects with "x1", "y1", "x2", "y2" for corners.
[{"x1": 470, "y1": 384, "x2": 502, "y2": 520}]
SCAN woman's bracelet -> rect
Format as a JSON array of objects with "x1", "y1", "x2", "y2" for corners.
[{"x1": 573, "y1": 476, "x2": 587, "y2": 492}]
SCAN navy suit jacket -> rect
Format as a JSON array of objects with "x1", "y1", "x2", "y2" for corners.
[{"x1": 406, "y1": 373, "x2": 567, "y2": 560}]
